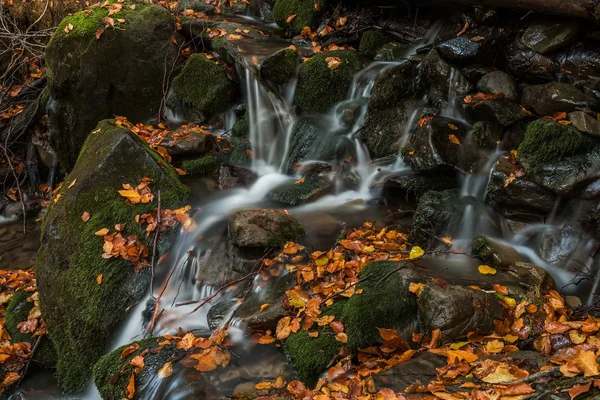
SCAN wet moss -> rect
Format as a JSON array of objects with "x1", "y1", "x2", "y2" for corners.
[
  {"x1": 341, "y1": 261, "x2": 417, "y2": 349},
  {"x1": 226, "y1": 137, "x2": 252, "y2": 166},
  {"x1": 260, "y1": 48, "x2": 297, "y2": 84},
  {"x1": 518, "y1": 119, "x2": 598, "y2": 176},
  {"x1": 182, "y1": 156, "x2": 219, "y2": 176},
  {"x1": 268, "y1": 175, "x2": 333, "y2": 206},
  {"x1": 170, "y1": 53, "x2": 232, "y2": 117},
  {"x1": 471, "y1": 236, "x2": 490, "y2": 257},
  {"x1": 36, "y1": 120, "x2": 188, "y2": 392},
  {"x1": 359, "y1": 30, "x2": 390, "y2": 58},
  {"x1": 294, "y1": 51, "x2": 366, "y2": 114},
  {"x1": 5, "y1": 290, "x2": 56, "y2": 366},
  {"x1": 272, "y1": 0, "x2": 326, "y2": 34},
  {"x1": 232, "y1": 116, "x2": 250, "y2": 138}
]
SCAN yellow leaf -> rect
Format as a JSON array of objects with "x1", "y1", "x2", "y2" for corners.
[
  {"x1": 294, "y1": 176, "x2": 306, "y2": 185},
  {"x1": 260, "y1": 304, "x2": 270, "y2": 312},
  {"x1": 157, "y1": 362, "x2": 172, "y2": 378},
  {"x1": 441, "y1": 236, "x2": 452, "y2": 245},
  {"x1": 447, "y1": 123, "x2": 458, "y2": 130},
  {"x1": 409, "y1": 246, "x2": 424, "y2": 259},
  {"x1": 408, "y1": 282, "x2": 425, "y2": 296},
  {"x1": 325, "y1": 56, "x2": 341, "y2": 70},
  {"x1": 68, "y1": 178, "x2": 77, "y2": 188},
  {"x1": 478, "y1": 264, "x2": 497, "y2": 275},
  {"x1": 574, "y1": 350, "x2": 600, "y2": 377},
  {"x1": 504, "y1": 297, "x2": 516, "y2": 308},
  {"x1": 95, "y1": 228, "x2": 109, "y2": 236},
  {"x1": 255, "y1": 381, "x2": 273, "y2": 390}
]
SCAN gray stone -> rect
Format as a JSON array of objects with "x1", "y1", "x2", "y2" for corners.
[
  {"x1": 521, "y1": 83, "x2": 599, "y2": 117},
  {"x1": 504, "y1": 41, "x2": 558, "y2": 82},
  {"x1": 521, "y1": 20, "x2": 582, "y2": 55},
  {"x1": 464, "y1": 98, "x2": 528, "y2": 127},
  {"x1": 538, "y1": 225, "x2": 583, "y2": 266},
  {"x1": 418, "y1": 284, "x2": 504, "y2": 338},
  {"x1": 227, "y1": 209, "x2": 304, "y2": 248},
  {"x1": 268, "y1": 175, "x2": 334, "y2": 206},
  {"x1": 418, "y1": 49, "x2": 452, "y2": 107},
  {"x1": 409, "y1": 190, "x2": 463, "y2": 247},
  {"x1": 374, "y1": 352, "x2": 447, "y2": 392},
  {"x1": 477, "y1": 71, "x2": 517, "y2": 101},
  {"x1": 472, "y1": 121, "x2": 503, "y2": 149},
  {"x1": 437, "y1": 37, "x2": 482, "y2": 63},
  {"x1": 196, "y1": 239, "x2": 258, "y2": 288},
  {"x1": 569, "y1": 111, "x2": 600, "y2": 137},
  {"x1": 160, "y1": 129, "x2": 207, "y2": 156}
]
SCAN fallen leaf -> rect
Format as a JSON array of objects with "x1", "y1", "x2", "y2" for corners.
[
  {"x1": 471, "y1": 36, "x2": 485, "y2": 42},
  {"x1": 457, "y1": 20, "x2": 469, "y2": 37},
  {"x1": 82, "y1": 211, "x2": 90, "y2": 222},
  {"x1": 126, "y1": 373, "x2": 135, "y2": 399},
  {"x1": 130, "y1": 355, "x2": 144, "y2": 368},
  {"x1": 96, "y1": 274, "x2": 103, "y2": 285},
  {"x1": 568, "y1": 381, "x2": 591, "y2": 399},
  {"x1": 448, "y1": 134, "x2": 461, "y2": 145},
  {"x1": 409, "y1": 246, "x2": 424, "y2": 259},
  {"x1": 286, "y1": 14, "x2": 297, "y2": 23},
  {"x1": 478, "y1": 264, "x2": 496, "y2": 275},
  {"x1": 574, "y1": 350, "x2": 600, "y2": 377},
  {"x1": 157, "y1": 362, "x2": 172, "y2": 378},
  {"x1": 326, "y1": 56, "x2": 341, "y2": 70},
  {"x1": 95, "y1": 228, "x2": 109, "y2": 236},
  {"x1": 120, "y1": 343, "x2": 139, "y2": 359}
]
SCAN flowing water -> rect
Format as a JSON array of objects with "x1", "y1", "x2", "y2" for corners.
[{"x1": 9, "y1": 13, "x2": 600, "y2": 400}]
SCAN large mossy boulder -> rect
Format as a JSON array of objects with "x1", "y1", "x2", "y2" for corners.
[
  {"x1": 36, "y1": 120, "x2": 188, "y2": 392},
  {"x1": 272, "y1": 0, "x2": 326, "y2": 35},
  {"x1": 167, "y1": 53, "x2": 233, "y2": 123},
  {"x1": 259, "y1": 48, "x2": 298, "y2": 85},
  {"x1": 294, "y1": 51, "x2": 366, "y2": 114},
  {"x1": 45, "y1": 1, "x2": 179, "y2": 170}
]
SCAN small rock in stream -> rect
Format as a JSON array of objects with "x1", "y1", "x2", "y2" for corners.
[{"x1": 228, "y1": 209, "x2": 304, "y2": 248}]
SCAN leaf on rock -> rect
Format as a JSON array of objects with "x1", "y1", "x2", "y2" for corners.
[
  {"x1": 157, "y1": 362, "x2": 172, "y2": 379},
  {"x1": 478, "y1": 265, "x2": 496, "y2": 275},
  {"x1": 126, "y1": 373, "x2": 135, "y2": 399}
]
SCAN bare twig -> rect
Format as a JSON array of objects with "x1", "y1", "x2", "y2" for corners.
[
  {"x1": 16, "y1": 334, "x2": 43, "y2": 387},
  {"x1": 150, "y1": 190, "x2": 162, "y2": 295}
]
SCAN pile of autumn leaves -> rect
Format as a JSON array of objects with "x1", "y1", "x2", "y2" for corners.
[{"x1": 0, "y1": 269, "x2": 47, "y2": 395}]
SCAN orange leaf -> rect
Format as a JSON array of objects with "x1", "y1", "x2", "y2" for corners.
[
  {"x1": 130, "y1": 355, "x2": 144, "y2": 368},
  {"x1": 82, "y1": 211, "x2": 91, "y2": 222},
  {"x1": 448, "y1": 134, "x2": 460, "y2": 145},
  {"x1": 96, "y1": 274, "x2": 103, "y2": 285},
  {"x1": 120, "y1": 343, "x2": 139, "y2": 359},
  {"x1": 568, "y1": 381, "x2": 591, "y2": 399},
  {"x1": 126, "y1": 373, "x2": 135, "y2": 399},
  {"x1": 335, "y1": 332, "x2": 348, "y2": 343},
  {"x1": 379, "y1": 328, "x2": 400, "y2": 341},
  {"x1": 157, "y1": 362, "x2": 172, "y2": 378},
  {"x1": 95, "y1": 228, "x2": 109, "y2": 236},
  {"x1": 286, "y1": 14, "x2": 297, "y2": 23},
  {"x1": 574, "y1": 350, "x2": 600, "y2": 377}
]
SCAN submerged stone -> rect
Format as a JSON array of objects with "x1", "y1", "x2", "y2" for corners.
[
  {"x1": 45, "y1": 2, "x2": 179, "y2": 170},
  {"x1": 36, "y1": 119, "x2": 188, "y2": 392}
]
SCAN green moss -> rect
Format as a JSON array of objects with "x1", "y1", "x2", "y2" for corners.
[
  {"x1": 518, "y1": 119, "x2": 598, "y2": 176},
  {"x1": 294, "y1": 51, "x2": 365, "y2": 114},
  {"x1": 182, "y1": 156, "x2": 219, "y2": 176},
  {"x1": 5, "y1": 290, "x2": 56, "y2": 366},
  {"x1": 272, "y1": 0, "x2": 326, "y2": 34},
  {"x1": 392, "y1": 174, "x2": 459, "y2": 201},
  {"x1": 283, "y1": 302, "x2": 345, "y2": 382},
  {"x1": 260, "y1": 48, "x2": 298, "y2": 84},
  {"x1": 268, "y1": 175, "x2": 333, "y2": 206},
  {"x1": 341, "y1": 261, "x2": 417, "y2": 349},
  {"x1": 266, "y1": 219, "x2": 305, "y2": 248},
  {"x1": 93, "y1": 337, "x2": 167, "y2": 400},
  {"x1": 36, "y1": 120, "x2": 188, "y2": 393},
  {"x1": 359, "y1": 31, "x2": 389, "y2": 58},
  {"x1": 226, "y1": 137, "x2": 252, "y2": 166},
  {"x1": 471, "y1": 236, "x2": 490, "y2": 257},
  {"x1": 171, "y1": 53, "x2": 232, "y2": 117},
  {"x1": 232, "y1": 117, "x2": 250, "y2": 138}
]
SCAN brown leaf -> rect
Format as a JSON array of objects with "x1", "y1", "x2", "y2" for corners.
[
  {"x1": 126, "y1": 373, "x2": 135, "y2": 399},
  {"x1": 82, "y1": 211, "x2": 91, "y2": 222},
  {"x1": 103, "y1": 17, "x2": 115, "y2": 28},
  {"x1": 157, "y1": 362, "x2": 173, "y2": 378},
  {"x1": 120, "y1": 343, "x2": 139, "y2": 359},
  {"x1": 568, "y1": 381, "x2": 592, "y2": 399},
  {"x1": 448, "y1": 134, "x2": 460, "y2": 145},
  {"x1": 96, "y1": 27, "x2": 104, "y2": 40}
]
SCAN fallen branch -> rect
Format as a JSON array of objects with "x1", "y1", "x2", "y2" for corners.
[{"x1": 149, "y1": 190, "x2": 162, "y2": 295}]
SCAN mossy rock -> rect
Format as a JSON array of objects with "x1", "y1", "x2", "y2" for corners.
[
  {"x1": 359, "y1": 30, "x2": 390, "y2": 58},
  {"x1": 45, "y1": 1, "x2": 179, "y2": 170},
  {"x1": 341, "y1": 261, "x2": 424, "y2": 349},
  {"x1": 232, "y1": 116, "x2": 250, "y2": 138},
  {"x1": 283, "y1": 301, "x2": 345, "y2": 382},
  {"x1": 168, "y1": 53, "x2": 233, "y2": 123},
  {"x1": 518, "y1": 119, "x2": 598, "y2": 177},
  {"x1": 228, "y1": 209, "x2": 304, "y2": 248},
  {"x1": 225, "y1": 137, "x2": 252, "y2": 166},
  {"x1": 182, "y1": 156, "x2": 219, "y2": 176},
  {"x1": 294, "y1": 51, "x2": 366, "y2": 114},
  {"x1": 272, "y1": 0, "x2": 326, "y2": 34},
  {"x1": 93, "y1": 337, "x2": 181, "y2": 400},
  {"x1": 4, "y1": 290, "x2": 56, "y2": 366},
  {"x1": 268, "y1": 175, "x2": 334, "y2": 206},
  {"x1": 409, "y1": 190, "x2": 463, "y2": 247},
  {"x1": 36, "y1": 119, "x2": 189, "y2": 393},
  {"x1": 259, "y1": 48, "x2": 298, "y2": 85},
  {"x1": 385, "y1": 173, "x2": 459, "y2": 201}
]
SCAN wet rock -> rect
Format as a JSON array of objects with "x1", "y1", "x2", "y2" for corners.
[
  {"x1": 294, "y1": 51, "x2": 366, "y2": 114},
  {"x1": 272, "y1": 0, "x2": 325, "y2": 34},
  {"x1": 218, "y1": 165, "x2": 256, "y2": 190},
  {"x1": 521, "y1": 19, "x2": 582, "y2": 55},
  {"x1": 160, "y1": 129, "x2": 207, "y2": 156},
  {"x1": 486, "y1": 153, "x2": 557, "y2": 215},
  {"x1": 538, "y1": 224, "x2": 583, "y2": 266},
  {"x1": 471, "y1": 235, "x2": 523, "y2": 269},
  {"x1": 268, "y1": 175, "x2": 334, "y2": 206},
  {"x1": 36, "y1": 120, "x2": 188, "y2": 392},
  {"x1": 284, "y1": 117, "x2": 350, "y2": 172},
  {"x1": 402, "y1": 116, "x2": 483, "y2": 173},
  {"x1": 298, "y1": 161, "x2": 333, "y2": 176},
  {"x1": 45, "y1": 3, "x2": 179, "y2": 170},
  {"x1": 504, "y1": 41, "x2": 558, "y2": 82},
  {"x1": 368, "y1": 62, "x2": 420, "y2": 111},
  {"x1": 418, "y1": 49, "x2": 452, "y2": 107},
  {"x1": 418, "y1": 283, "x2": 504, "y2": 338},
  {"x1": 476, "y1": 71, "x2": 517, "y2": 101},
  {"x1": 409, "y1": 190, "x2": 463, "y2": 247},
  {"x1": 384, "y1": 173, "x2": 459, "y2": 201},
  {"x1": 183, "y1": 156, "x2": 219, "y2": 176},
  {"x1": 464, "y1": 98, "x2": 528, "y2": 127},
  {"x1": 167, "y1": 54, "x2": 233, "y2": 124},
  {"x1": 569, "y1": 111, "x2": 600, "y2": 137},
  {"x1": 559, "y1": 46, "x2": 600, "y2": 87},
  {"x1": 374, "y1": 352, "x2": 447, "y2": 392},
  {"x1": 359, "y1": 30, "x2": 390, "y2": 58},
  {"x1": 227, "y1": 209, "x2": 304, "y2": 248},
  {"x1": 472, "y1": 121, "x2": 502, "y2": 149},
  {"x1": 374, "y1": 42, "x2": 412, "y2": 62},
  {"x1": 510, "y1": 261, "x2": 556, "y2": 293},
  {"x1": 521, "y1": 83, "x2": 599, "y2": 117},
  {"x1": 226, "y1": 137, "x2": 252, "y2": 167},
  {"x1": 437, "y1": 37, "x2": 483, "y2": 64},
  {"x1": 259, "y1": 48, "x2": 297, "y2": 85},
  {"x1": 196, "y1": 239, "x2": 258, "y2": 288},
  {"x1": 461, "y1": 65, "x2": 492, "y2": 83},
  {"x1": 518, "y1": 119, "x2": 600, "y2": 196}
]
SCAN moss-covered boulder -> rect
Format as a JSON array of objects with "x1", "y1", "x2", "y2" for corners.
[
  {"x1": 362, "y1": 62, "x2": 421, "y2": 157},
  {"x1": 45, "y1": 1, "x2": 179, "y2": 170},
  {"x1": 359, "y1": 30, "x2": 390, "y2": 58},
  {"x1": 167, "y1": 53, "x2": 233, "y2": 123},
  {"x1": 182, "y1": 156, "x2": 219, "y2": 176},
  {"x1": 228, "y1": 209, "x2": 304, "y2": 248},
  {"x1": 294, "y1": 51, "x2": 366, "y2": 114},
  {"x1": 272, "y1": 0, "x2": 326, "y2": 35},
  {"x1": 259, "y1": 48, "x2": 298, "y2": 85},
  {"x1": 36, "y1": 119, "x2": 188, "y2": 392},
  {"x1": 268, "y1": 175, "x2": 334, "y2": 206},
  {"x1": 5, "y1": 290, "x2": 56, "y2": 366},
  {"x1": 518, "y1": 119, "x2": 600, "y2": 196},
  {"x1": 93, "y1": 337, "x2": 181, "y2": 400}
]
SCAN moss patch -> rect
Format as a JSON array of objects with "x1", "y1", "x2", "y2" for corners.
[
  {"x1": 182, "y1": 156, "x2": 219, "y2": 176},
  {"x1": 170, "y1": 53, "x2": 233, "y2": 117},
  {"x1": 272, "y1": 0, "x2": 326, "y2": 34},
  {"x1": 260, "y1": 48, "x2": 298, "y2": 84},
  {"x1": 36, "y1": 119, "x2": 188, "y2": 393},
  {"x1": 518, "y1": 119, "x2": 598, "y2": 176},
  {"x1": 232, "y1": 116, "x2": 250, "y2": 138},
  {"x1": 5, "y1": 290, "x2": 56, "y2": 366},
  {"x1": 294, "y1": 51, "x2": 366, "y2": 114},
  {"x1": 359, "y1": 30, "x2": 390, "y2": 58}
]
